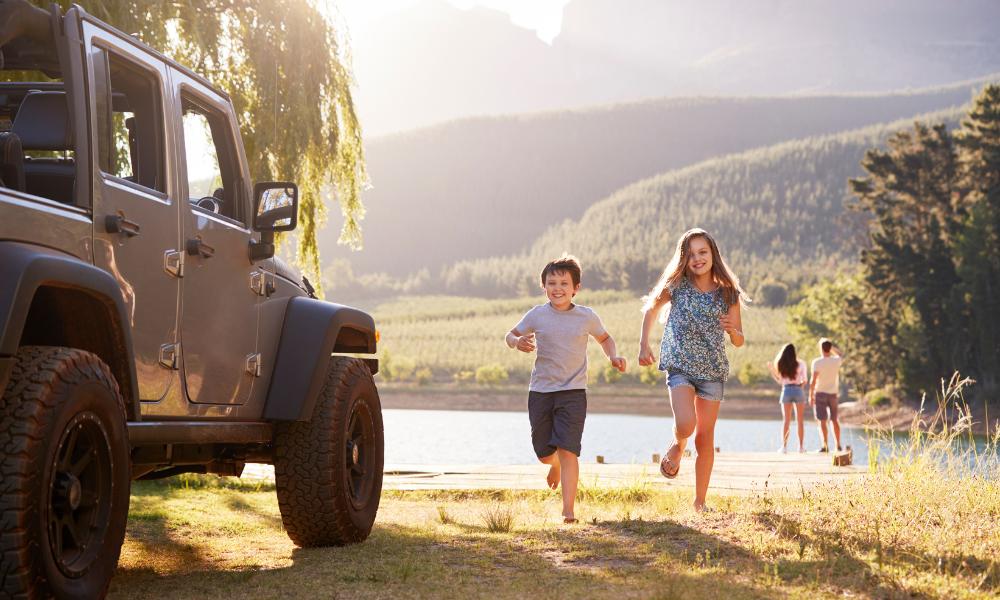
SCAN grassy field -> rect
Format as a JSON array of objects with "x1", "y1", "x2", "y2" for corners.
[
  {"x1": 110, "y1": 453, "x2": 998, "y2": 599},
  {"x1": 368, "y1": 291, "x2": 789, "y2": 386}
]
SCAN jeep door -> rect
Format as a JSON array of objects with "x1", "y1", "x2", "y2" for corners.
[
  {"x1": 84, "y1": 23, "x2": 181, "y2": 404},
  {"x1": 169, "y1": 71, "x2": 259, "y2": 406}
]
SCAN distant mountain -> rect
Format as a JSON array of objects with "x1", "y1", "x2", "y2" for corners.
[
  {"x1": 320, "y1": 80, "x2": 989, "y2": 281},
  {"x1": 350, "y1": 0, "x2": 1000, "y2": 135},
  {"x1": 438, "y1": 107, "x2": 965, "y2": 298}
]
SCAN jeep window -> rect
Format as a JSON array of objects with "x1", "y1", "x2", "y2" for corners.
[
  {"x1": 181, "y1": 97, "x2": 243, "y2": 224},
  {"x1": 93, "y1": 49, "x2": 166, "y2": 193},
  {"x1": 0, "y1": 77, "x2": 76, "y2": 203}
]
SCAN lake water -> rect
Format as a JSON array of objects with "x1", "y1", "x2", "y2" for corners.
[{"x1": 383, "y1": 408, "x2": 882, "y2": 465}]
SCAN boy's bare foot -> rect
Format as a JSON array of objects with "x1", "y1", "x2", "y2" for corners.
[
  {"x1": 563, "y1": 516, "x2": 578, "y2": 524},
  {"x1": 693, "y1": 500, "x2": 708, "y2": 513},
  {"x1": 546, "y1": 463, "x2": 560, "y2": 490}
]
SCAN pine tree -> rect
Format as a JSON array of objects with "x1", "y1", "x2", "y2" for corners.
[{"x1": 954, "y1": 85, "x2": 1000, "y2": 390}]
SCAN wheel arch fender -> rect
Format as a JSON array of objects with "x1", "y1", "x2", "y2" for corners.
[
  {"x1": 0, "y1": 242, "x2": 139, "y2": 419},
  {"x1": 264, "y1": 296, "x2": 377, "y2": 422}
]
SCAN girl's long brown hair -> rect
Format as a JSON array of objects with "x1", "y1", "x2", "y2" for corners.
[
  {"x1": 775, "y1": 343, "x2": 799, "y2": 380},
  {"x1": 641, "y1": 228, "x2": 750, "y2": 318}
]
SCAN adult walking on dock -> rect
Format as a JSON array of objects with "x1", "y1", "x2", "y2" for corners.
[{"x1": 810, "y1": 339, "x2": 845, "y2": 452}]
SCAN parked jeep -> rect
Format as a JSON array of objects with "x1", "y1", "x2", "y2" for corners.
[{"x1": 0, "y1": 2, "x2": 383, "y2": 597}]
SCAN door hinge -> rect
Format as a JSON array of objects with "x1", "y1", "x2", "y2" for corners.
[
  {"x1": 250, "y1": 271, "x2": 265, "y2": 296},
  {"x1": 250, "y1": 270, "x2": 275, "y2": 297},
  {"x1": 164, "y1": 250, "x2": 184, "y2": 278},
  {"x1": 159, "y1": 343, "x2": 180, "y2": 370},
  {"x1": 245, "y1": 353, "x2": 262, "y2": 377}
]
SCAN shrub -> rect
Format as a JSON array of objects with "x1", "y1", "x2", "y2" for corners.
[
  {"x1": 384, "y1": 355, "x2": 416, "y2": 382},
  {"x1": 415, "y1": 367, "x2": 433, "y2": 386},
  {"x1": 757, "y1": 281, "x2": 789, "y2": 306},
  {"x1": 601, "y1": 364, "x2": 623, "y2": 384},
  {"x1": 737, "y1": 362, "x2": 768, "y2": 385},
  {"x1": 475, "y1": 364, "x2": 509, "y2": 385},
  {"x1": 639, "y1": 364, "x2": 662, "y2": 386},
  {"x1": 453, "y1": 370, "x2": 475, "y2": 383},
  {"x1": 865, "y1": 387, "x2": 893, "y2": 407}
]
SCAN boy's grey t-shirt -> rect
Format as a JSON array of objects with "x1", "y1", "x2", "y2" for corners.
[{"x1": 514, "y1": 303, "x2": 607, "y2": 392}]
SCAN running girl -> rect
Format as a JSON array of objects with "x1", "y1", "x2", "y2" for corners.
[
  {"x1": 637, "y1": 228, "x2": 748, "y2": 512},
  {"x1": 767, "y1": 344, "x2": 808, "y2": 453}
]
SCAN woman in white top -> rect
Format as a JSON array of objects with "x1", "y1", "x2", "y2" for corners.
[{"x1": 767, "y1": 344, "x2": 808, "y2": 453}]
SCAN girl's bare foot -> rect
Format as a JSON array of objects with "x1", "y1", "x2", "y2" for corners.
[
  {"x1": 546, "y1": 463, "x2": 560, "y2": 490},
  {"x1": 693, "y1": 500, "x2": 707, "y2": 513},
  {"x1": 563, "y1": 516, "x2": 578, "y2": 524}
]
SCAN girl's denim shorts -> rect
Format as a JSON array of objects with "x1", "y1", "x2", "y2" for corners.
[
  {"x1": 779, "y1": 384, "x2": 805, "y2": 403},
  {"x1": 666, "y1": 371, "x2": 724, "y2": 402}
]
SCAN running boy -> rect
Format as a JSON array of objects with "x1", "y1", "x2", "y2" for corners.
[{"x1": 505, "y1": 255, "x2": 626, "y2": 523}]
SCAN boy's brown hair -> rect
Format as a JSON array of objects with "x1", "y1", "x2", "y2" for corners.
[{"x1": 540, "y1": 255, "x2": 582, "y2": 287}]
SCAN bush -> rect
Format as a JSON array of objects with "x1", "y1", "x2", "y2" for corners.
[
  {"x1": 737, "y1": 362, "x2": 768, "y2": 385},
  {"x1": 757, "y1": 281, "x2": 789, "y2": 306},
  {"x1": 452, "y1": 370, "x2": 475, "y2": 383},
  {"x1": 639, "y1": 364, "x2": 661, "y2": 386},
  {"x1": 475, "y1": 364, "x2": 509, "y2": 386},
  {"x1": 415, "y1": 367, "x2": 433, "y2": 386},
  {"x1": 865, "y1": 387, "x2": 893, "y2": 407},
  {"x1": 601, "y1": 364, "x2": 623, "y2": 384},
  {"x1": 384, "y1": 355, "x2": 416, "y2": 382}
]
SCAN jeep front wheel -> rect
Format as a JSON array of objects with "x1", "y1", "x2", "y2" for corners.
[
  {"x1": 0, "y1": 346, "x2": 130, "y2": 599},
  {"x1": 273, "y1": 357, "x2": 384, "y2": 546}
]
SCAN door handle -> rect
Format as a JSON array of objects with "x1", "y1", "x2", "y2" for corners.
[
  {"x1": 105, "y1": 214, "x2": 141, "y2": 237},
  {"x1": 186, "y1": 238, "x2": 215, "y2": 259}
]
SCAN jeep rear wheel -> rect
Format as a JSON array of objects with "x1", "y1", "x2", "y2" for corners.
[
  {"x1": 0, "y1": 346, "x2": 130, "y2": 599},
  {"x1": 273, "y1": 357, "x2": 384, "y2": 546}
]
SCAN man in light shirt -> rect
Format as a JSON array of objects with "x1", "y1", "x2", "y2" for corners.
[{"x1": 809, "y1": 338, "x2": 844, "y2": 452}]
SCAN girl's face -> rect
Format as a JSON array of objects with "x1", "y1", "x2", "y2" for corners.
[
  {"x1": 686, "y1": 236, "x2": 713, "y2": 277},
  {"x1": 543, "y1": 270, "x2": 579, "y2": 310}
]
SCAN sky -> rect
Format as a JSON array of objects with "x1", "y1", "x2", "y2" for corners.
[{"x1": 334, "y1": 0, "x2": 572, "y2": 45}]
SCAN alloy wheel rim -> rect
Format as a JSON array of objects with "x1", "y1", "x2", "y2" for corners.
[
  {"x1": 48, "y1": 412, "x2": 113, "y2": 578},
  {"x1": 345, "y1": 400, "x2": 376, "y2": 509}
]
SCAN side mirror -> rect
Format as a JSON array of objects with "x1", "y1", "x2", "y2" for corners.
[{"x1": 253, "y1": 182, "x2": 298, "y2": 232}]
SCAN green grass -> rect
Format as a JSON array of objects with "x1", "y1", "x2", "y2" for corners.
[
  {"x1": 108, "y1": 378, "x2": 999, "y2": 599},
  {"x1": 371, "y1": 292, "x2": 789, "y2": 385},
  {"x1": 110, "y1": 471, "x2": 998, "y2": 600}
]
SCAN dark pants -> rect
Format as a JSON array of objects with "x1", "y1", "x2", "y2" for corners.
[{"x1": 527, "y1": 389, "x2": 587, "y2": 458}]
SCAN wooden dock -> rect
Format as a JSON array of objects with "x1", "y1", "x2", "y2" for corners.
[{"x1": 244, "y1": 451, "x2": 865, "y2": 495}]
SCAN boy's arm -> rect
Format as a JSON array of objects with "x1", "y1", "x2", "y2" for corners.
[
  {"x1": 809, "y1": 360, "x2": 818, "y2": 404},
  {"x1": 506, "y1": 328, "x2": 535, "y2": 353},
  {"x1": 594, "y1": 332, "x2": 626, "y2": 372}
]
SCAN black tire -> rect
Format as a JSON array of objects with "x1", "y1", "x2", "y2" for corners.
[
  {"x1": 0, "y1": 346, "x2": 130, "y2": 600},
  {"x1": 273, "y1": 357, "x2": 384, "y2": 546}
]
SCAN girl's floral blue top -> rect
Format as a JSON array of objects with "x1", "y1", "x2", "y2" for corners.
[{"x1": 658, "y1": 276, "x2": 730, "y2": 381}]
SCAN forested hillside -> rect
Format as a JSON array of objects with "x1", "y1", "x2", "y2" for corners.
[
  {"x1": 435, "y1": 108, "x2": 965, "y2": 298},
  {"x1": 319, "y1": 81, "x2": 989, "y2": 282}
]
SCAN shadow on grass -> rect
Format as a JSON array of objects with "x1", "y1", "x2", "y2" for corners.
[{"x1": 109, "y1": 516, "x2": 785, "y2": 599}]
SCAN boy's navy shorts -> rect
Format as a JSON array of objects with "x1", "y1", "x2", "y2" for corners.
[{"x1": 527, "y1": 389, "x2": 587, "y2": 458}]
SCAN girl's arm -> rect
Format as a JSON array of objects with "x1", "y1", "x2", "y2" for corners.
[
  {"x1": 638, "y1": 292, "x2": 671, "y2": 366},
  {"x1": 766, "y1": 361, "x2": 782, "y2": 385},
  {"x1": 720, "y1": 302, "x2": 745, "y2": 347}
]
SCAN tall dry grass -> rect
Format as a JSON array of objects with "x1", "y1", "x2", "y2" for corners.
[{"x1": 747, "y1": 374, "x2": 999, "y2": 594}]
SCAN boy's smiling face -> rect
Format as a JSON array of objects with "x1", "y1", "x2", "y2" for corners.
[{"x1": 543, "y1": 270, "x2": 580, "y2": 310}]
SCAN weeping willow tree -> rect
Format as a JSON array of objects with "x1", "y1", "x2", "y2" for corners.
[{"x1": 48, "y1": 0, "x2": 367, "y2": 287}]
